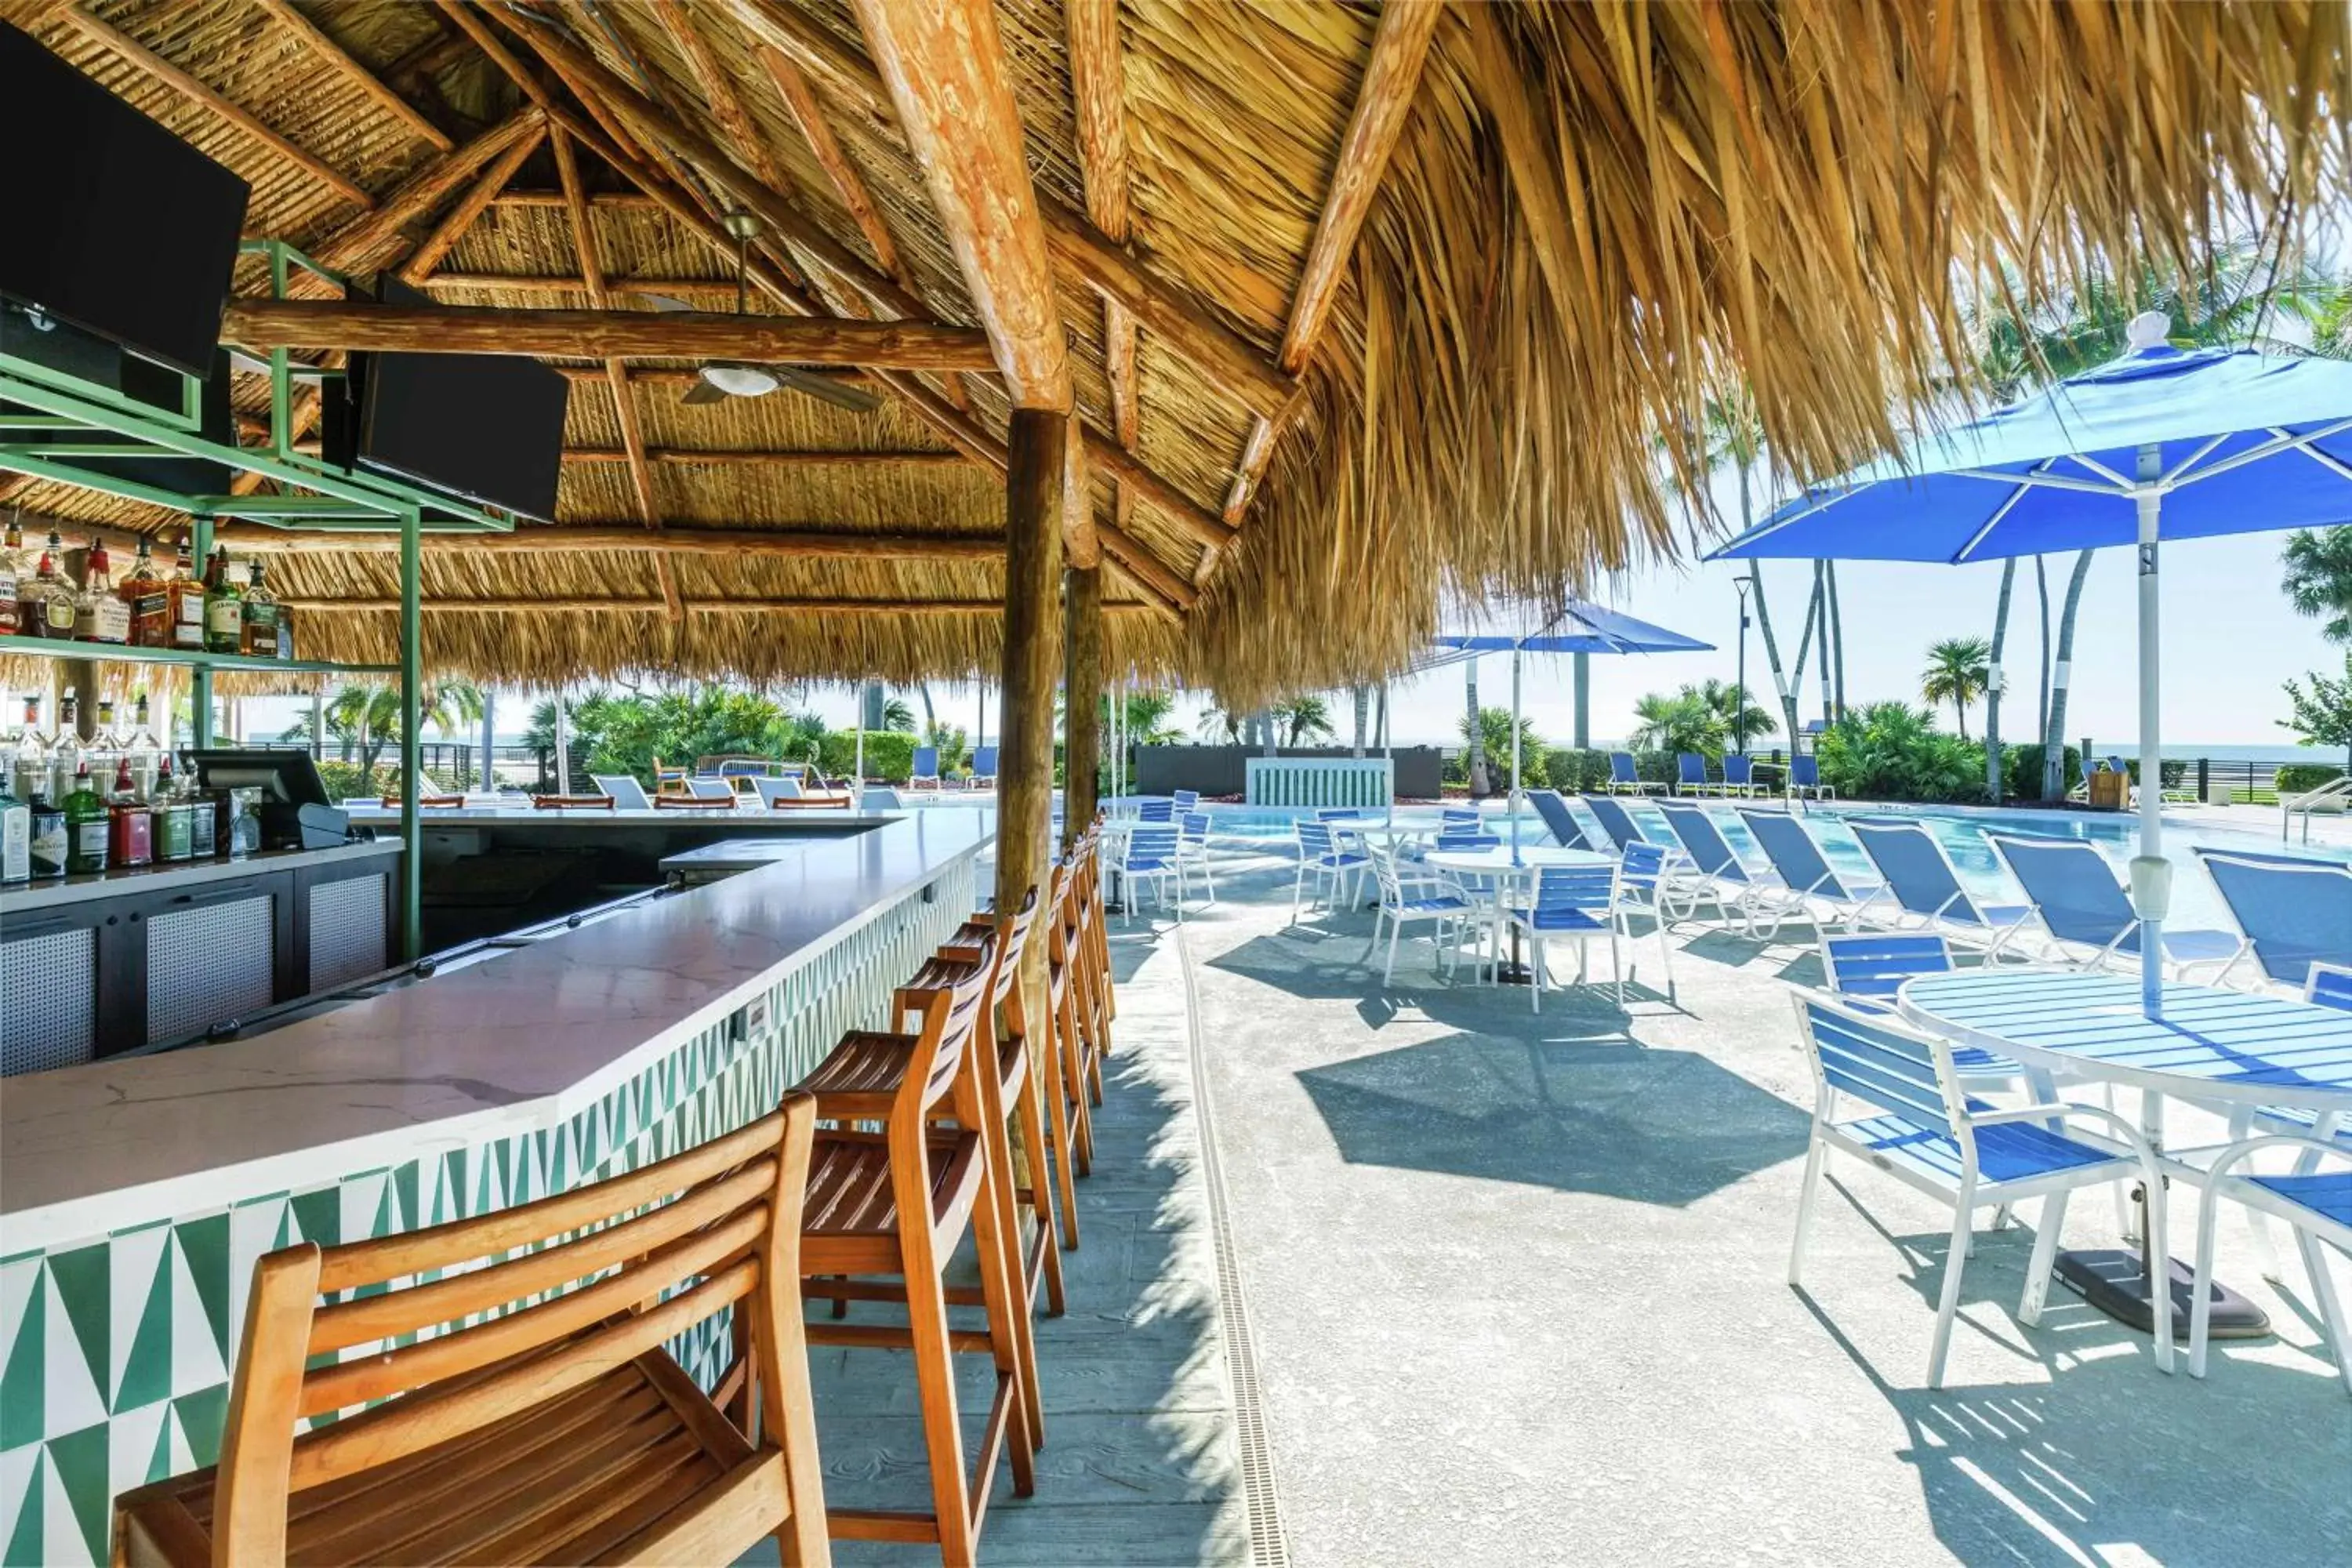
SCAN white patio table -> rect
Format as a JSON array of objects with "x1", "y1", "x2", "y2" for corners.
[
  {"x1": 1900, "y1": 967, "x2": 2352, "y2": 1341},
  {"x1": 1425, "y1": 845, "x2": 1617, "y2": 985}
]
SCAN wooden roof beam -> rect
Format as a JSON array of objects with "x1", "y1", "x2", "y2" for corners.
[
  {"x1": 1214, "y1": 0, "x2": 1442, "y2": 557},
  {"x1": 303, "y1": 106, "x2": 545, "y2": 277},
  {"x1": 215, "y1": 523, "x2": 1005, "y2": 561},
  {"x1": 853, "y1": 0, "x2": 1070, "y2": 410},
  {"x1": 53, "y1": 6, "x2": 374, "y2": 209},
  {"x1": 219, "y1": 299, "x2": 1000, "y2": 368},
  {"x1": 253, "y1": 0, "x2": 453, "y2": 151},
  {"x1": 1066, "y1": 0, "x2": 1138, "y2": 552},
  {"x1": 280, "y1": 596, "x2": 1160, "y2": 616},
  {"x1": 557, "y1": 448, "x2": 967, "y2": 468},
  {"x1": 493, "y1": 190, "x2": 660, "y2": 210},
  {"x1": 419, "y1": 274, "x2": 740, "y2": 302},
  {"x1": 398, "y1": 114, "x2": 549, "y2": 283}
]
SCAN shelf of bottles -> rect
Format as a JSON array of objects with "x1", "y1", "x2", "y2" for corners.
[
  {"x1": 3, "y1": 687, "x2": 214, "y2": 883},
  {"x1": 0, "y1": 520, "x2": 390, "y2": 676}
]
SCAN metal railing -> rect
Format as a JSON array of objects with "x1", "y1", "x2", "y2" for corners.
[{"x1": 2283, "y1": 773, "x2": 2352, "y2": 842}]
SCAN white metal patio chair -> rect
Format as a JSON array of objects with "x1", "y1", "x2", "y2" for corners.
[
  {"x1": 1178, "y1": 810, "x2": 1218, "y2": 906},
  {"x1": 1118, "y1": 824, "x2": 1185, "y2": 924},
  {"x1": 1361, "y1": 840, "x2": 1475, "y2": 982},
  {"x1": 1788, "y1": 990, "x2": 2174, "y2": 1388},
  {"x1": 1290, "y1": 818, "x2": 1369, "y2": 924},
  {"x1": 1504, "y1": 862, "x2": 1627, "y2": 1010},
  {"x1": 2187, "y1": 1133, "x2": 2352, "y2": 1396}
]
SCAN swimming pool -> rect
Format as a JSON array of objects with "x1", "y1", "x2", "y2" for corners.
[{"x1": 1164, "y1": 796, "x2": 2339, "y2": 931}]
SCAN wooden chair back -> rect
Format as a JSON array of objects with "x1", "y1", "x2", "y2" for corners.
[
  {"x1": 894, "y1": 925, "x2": 1001, "y2": 1126},
  {"x1": 379, "y1": 793, "x2": 463, "y2": 809},
  {"x1": 655, "y1": 791, "x2": 735, "y2": 809},
  {"x1": 205, "y1": 1097, "x2": 825, "y2": 1565},
  {"x1": 944, "y1": 887, "x2": 1040, "y2": 1041}
]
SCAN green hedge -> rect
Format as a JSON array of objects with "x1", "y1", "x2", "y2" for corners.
[
  {"x1": 2277, "y1": 764, "x2": 2345, "y2": 796},
  {"x1": 315, "y1": 761, "x2": 452, "y2": 802},
  {"x1": 1999, "y1": 743, "x2": 2083, "y2": 802},
  {"x1": 815, "y1": 730, "x2": 919, "y2": 782}
]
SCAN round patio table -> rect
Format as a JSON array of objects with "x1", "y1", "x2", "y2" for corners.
[
  {"x1": 1425, "y1": 845, "x2": 1617, "y2": 985},
  {"x1": 1899, "y1": 968, "x2": 2352, "y2": 1342}
]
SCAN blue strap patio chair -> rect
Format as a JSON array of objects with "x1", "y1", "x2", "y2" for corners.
[
  {"x1": 1657, "y1": 804, "x2": 1777, "y2": 934},
  {"x1": 1719, "y1": 755, "x2": 1762, "y2": 797},
  {"x1": 1610, "y1": 840, "x2": 1678, "y2": 997},
  {"x1": 1579, "y1": 793, "x2": 1653, "y2": 853},
  {"x1": 1118, "y1": 824, "x2": 1185, "y2": 924},
  {"x1": 1527, "y1": 789, "x2": 1592, "y2": 850},
  {"x1": 1136, "y1": 797, "x2": 1176, "y2": 822},
  {"x1": 1987, "y1": 833, "x2": 2241, "y2": 978},
  {"x1": 909, "y1": 746, "x2": 942, "y2": 789},
  {"x1": 1504, "y1": 863, "x2": 1625, "y2": 1010},
  {"x1": 1439, "y1": 807, "x2": 1484, "y2": 831},
  {"x1": 968, "y1": 745, "x2": 999, "y2": 789},
  {"x1": 1846, "y1": 820, "x2": 2032, "y2": 954},
  {"x1": 1362, "y1": 840, "x2": 1474, "y2": 983},
  {"x1": 1788, "y1": 991, "x2": 2174, "y2": 1388},
  {"x1": 1737, "y1": 808, "x2": 1878, "y2": 931},
  {"x1": 1817, "y1": 932, "x2": 2025, "y2": 1091},
  {"x1": 1675, "y1": 752, "x2": 1716, "y2": 797},
  {"x1": 2195, "y1": 848, "x2": 2352, "y2": 989},
  {"x1": 2225, "y1": 961, "x2": 2352, "y2": 1159},
  {"x1": 1607, "y1": 751, "x2": 1665, "y2": 796},
  {"x1": 1434, "y1": 829, "x2": 1503, "y2": 851},
  {"x1": 1291, "y1": 819, "x2": 1368, "y2": 924},
  {"x1": 1178, "y1": 811, "x2": 1217, "y2": 905},
  {"x1": 1788, "y1": 754, "x2": 1835, "y2": 800},
  {"x1": 1172, "y1": 789, "x2": 1201, "y2": 812},
  {"x1": 2189, "y1": 1131, "x2": 2352, "y2": 1398}
]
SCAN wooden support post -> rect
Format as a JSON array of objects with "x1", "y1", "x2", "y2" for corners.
[
  {"x1": 999, "y1": 410, "x2": 1067, "y2": 991},
  {"x1": 1064, "y1": 562, "x2": 1102, "y2": 849}
]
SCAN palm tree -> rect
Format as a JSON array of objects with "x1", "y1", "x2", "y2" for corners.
[
  {"x1": 880, "y1": 696, "x2": 917, "y2": 733},
  {"x1": 1273, "y1": 695, "x2": 1334, "y2": 746},
  {"x1": 1693, "y1": 679, "x2": 1774, "y2": 753},
  {"x1": 1464, "y1": 661, "x2": 1487, "y2": 795},
  {"x1": 1695, "y1": 385, "x2": 1802, "y2": 750},
  {"x1": 1350, "y1": 684, "x2": 1370, "y2": 757},
  {"x1": 2043, "y1": 550, "x2": 2096, "y2": 797},
  {"x1": 1984, "y1": 560, "x2": 2018, "y2": 800},
  {"x1": 2282, "y1": 526, "x2": 2352, "y2": 642},
  {"x1": 1921, "y1": 637, "x2": 1991, "y2": 739},
  {"x1": 1627, "y1": 690, "x2": 1726, "y2": 757}
]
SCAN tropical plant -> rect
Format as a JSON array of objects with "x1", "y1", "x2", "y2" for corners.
[
  {"x1": 1816, "y1": 702, "x2": 1986, "y2": 803},
  {"x1": 879, "y1": 696, "x2": 917, "y2": 733},
  {"x1": 1463, "y1": 662, "x2": 1487, "y2": 795},
  {"x1": 2281, "y1": 526, "x2": 2352, "y2": 643},
  {"x1": 1272, "y1": 695, "x2": 1335, "y2": 746},
  {"x1": 1457, "y1": 706, "x2": 1548, "y2": 789},
  {"x1": 281, "y1": 679, "x2": 485, "y2": 777},
  {"x1": 2042, "y1": 550, "x2": 2096, "y2": 797},
  {"x1": 1627, "y1": 688, "x2": 1726, "y2": 757},
  {"x1": 1691, "y1": 679, "x2": 1773, "y2": 753},
  {"x1": 1920, "y1": 636, "x2": 1993, "y2": 739},
  {"x1": 2281, "y1": 652, "x2": 2352, "y2": 771}
]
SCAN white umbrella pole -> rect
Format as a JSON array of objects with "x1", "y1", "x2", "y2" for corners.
[
  {"x1": 1510, "y1": 645, "x2": 1525, "y2": 858},
  {"x1": 2132, "y1": 446, "x2": 2168, "y2": 1015}
]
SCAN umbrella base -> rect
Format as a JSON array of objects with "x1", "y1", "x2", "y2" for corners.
[
  {"x1": 2053, "y1": 1248, "x2": 2270, "y2": 1341},
  {"x1": 1489, "y1": 960, "x2": 1535, "y2": 986}
]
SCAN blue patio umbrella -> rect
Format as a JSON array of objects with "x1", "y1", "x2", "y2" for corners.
[
  {"x1": 1709, "y1": 313, "x2": 2352, "y2": 1010},
  {"x1": 1424, "y1": 601, "x2": 1713, "y2": 854}
]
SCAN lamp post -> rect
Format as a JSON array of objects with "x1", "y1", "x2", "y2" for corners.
[{"x1": 1734, "y1": 575, "x2": 1754, "y2": 757}]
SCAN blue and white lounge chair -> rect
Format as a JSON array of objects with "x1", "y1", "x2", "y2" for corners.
[
  {"x1": 968, "y1": 745, "x2": 999, "y2": 789},
  {"x1": 1987, "y1": 833, "x2": 2241, "y2": 978},
  {"x1": 1439, "y1": 807, "x2": 1484, "y2": 833},
  {"x1": 1528, "y1": 789, "x2": 1594, "y2": 850},
  {"x1": 1788, "y1": 990, "x2": 2174, "y2": 1387},
  {"x1": 1292, "y1": 819, "x2": 1367, "y2": 923},
  {"x1": 592, "y1": 773, "x2": 652, "y2": 811},
  {"x1": 1136, "y1": 797, "x2": 1175, "y2": 823},
  {"x1": 2189, "y1": 1131, "x2": 2352, "y2": 1397},
  {"x1": 2196, "y1": 848, "x2": 2352, "y2": 989},
  {"x1": 1816, "y1": 932, "x2": 2026, "y2": 1091},
  {"x1": 1362, "y1": 840, "x2": 1474, "y2": 982},
  {"x1": 1846, "y1": 819, "x2": 2032, "y2": 953},
  {"x1": 1737, "y1": 808, "x2": 1879, "y2": 931},
  {"x1": 909, "y1": 746, "x2": 942, "y2": 789},
  {"x1": 686, "y1": 778, "x2": 737, "y2": 803},
  {"x1": 751, "y1": 775, "x2": 805, "y2": 808},
  {"x1": 1504, "y1": 863, "x2": 1626, "y2": 1010},
  {"x1": 1119, "y1": 824, "x2": 1184, "y2": 924},
  {"x1": 1719, "y1": 755, "x2": 1762, "y2": 798},
  {"x1": 1788, "y1": 755, "x2": 1834, "y2": 800},
  {"x1": 1607, "y1": 751, "x2": 1665, "y2": 796},
  {"x1": 1674, "y1": 753, "x2": 1715, "y2": 797},
  {"x1": 1657, "y1": 804, "x2": 1777, "y2": 933},
  {"x1": 1172, "y1": 789, "x2": 1201, "y2": 813},
  {"x1": 1579, "y1": 793, "x2": 1654, "y2": 853}
]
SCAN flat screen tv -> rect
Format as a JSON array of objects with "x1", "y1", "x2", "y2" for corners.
[
  {"x1": 0, "y1": 21, "x2": 251, "y2": 379},
  {"x1": 353, "y1": 278, "x2": 570, "y2": 521}
]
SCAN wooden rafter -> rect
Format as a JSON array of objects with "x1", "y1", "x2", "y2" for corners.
[
  {"x1": 1065, "y1": 0, "x2": 1139, "y2": 546},
  {"x1": 218, "y1": 299, "x2": 1001, "y2": 367},
  {"x1": 494, "y1": 189, "x2": 660, "y2": 210},
  {"x1": 252, "y1": 0, "x2": 453, "y2": 151},
  {"x1": 398, "y1": 114, "x2": 548, "y2": 283},
  {"x1": 419, "y1": 274, "x2": 739, "y2": 303},
  {"x1": 557, "y1": 448, "x2": 966, "y2": 469},
  {"x1": 214, "y1": 523, "x2": 1004, "y2": 561},
  {"x1": 853, "y1": 0, "x2": 1070, "y2": 410},
  {"x1": 649, "y1": 0, "x2": 790, "y2": 196},
  {"x1": 53, "y1": 7, "x2": 374, "y2": 209},
  {"x1": 281, "y1": 596, "x2": 1156, "y2": 616},
  {"x1": 1217, "y1": 0, "x2": 1442, "y2": 550},
  {"x1": 304, "y1": 106, "x2": 545, "y2": 277}
]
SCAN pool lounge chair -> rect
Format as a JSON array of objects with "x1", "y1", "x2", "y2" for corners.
[
  {"x1": 1737, "y1": 808, "x2": 1881, "y2": 932},
  {"x1": 1528, "y1": 789, "x2": 1594, "y2": 851},
  {"x1": 2195, "y1": 848, "x2": 2352, "y2": 989},
  {"x1": 1987, "y1": 833, "x2": 2242, "y2": 979},
  {"x1": 909, "y1": 746, "x2": 942, "y2": 789},
  {"x1": 968, "y1": 746, "x2": 1000, "y2": 789},
  {"x1": 1846, "y1": 818, "x2": 2033, "y2": 954},
  {"x1": 1579, "y1": 793, "x2": 1655, "y2": 853},
  {"x1": 591, "y1": 774, "x2": 653, "y2": 811},
  {"x1": 685, "y1": 778, "x2": 736, "y2": 803},
  {"x1": 752, "y1": 775, "x2": 806, "y2": 808},
  {"x1": 1606, "y1": 751, "x2": 1666, "y2": 796},
  {"x1": 1788, "y1": 755, "x2": 1835, "y2": 800},
  {"x1": 1657, "y1": 804, "x2": 1780, "y2": 934},
  {"x1": 1674, "y1": 753, "x2": 1716, "y2": 797}
]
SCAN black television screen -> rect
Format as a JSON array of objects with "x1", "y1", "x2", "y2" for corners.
[
  {"x1": 355, "y1": 281, "x2": 569, "y2": 521},
  {"x1": 0, "y1": 22, "x2": 251, "y2": 379}
]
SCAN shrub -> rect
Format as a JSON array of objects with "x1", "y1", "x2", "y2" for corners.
[
  {"x1": 2276, "y1": 764, "x2": 2345, "y2": 796},
  {"x1": 1542, "y1": 748, "x2": 1616, "y2": 793},
  {"x1": 314, "y1": 761, "x2": 452, "y2": 802},
  {"x1": 2000, "y1": 742, "x2": 2084, "y2": 801},
  {"x1": 1817, "y1": 702, "x2": 1987, "y2": 803},
  {"x1": 817, "y1": 730, "x2": 917, "y2": 783}
]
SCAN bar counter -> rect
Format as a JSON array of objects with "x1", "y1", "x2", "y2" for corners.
[{"x1": 0, "y1": 808, "x2": 991, "y2": 1566}]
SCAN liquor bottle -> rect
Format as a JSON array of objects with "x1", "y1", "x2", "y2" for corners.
[
  {"x1": 89, "y1": 699, "x2": 122, "y2": 771},
  {"x1": 167, "y1": 537, "x2": 206, "y2": 651},
  {"x1": 0, "y1": 725, "x2": 27, "y2": 884},
  {"x1": 20, "y1": 534, "x2": 79, "y2": 641},
  {"x1": 26, "y1": 787, "x2": 65, "y2": 880},
  {"x1": 10, "y1": 694, "x2": 46, "y2": 806},
  {"x1": 126, "y1": 693, "x2": 162, "y2": 797},
  {"x1": 204, "y1": 548, "x2": 245, "y2": 653},
  {"x1": 120, "y1": 536, "x2": 171, "y2": 647},
  {"x1": 74, "y1": 541, "x2": 130, "y2": 644},
  {"x1": 49, "y1": 694, "x2": 82, "y2": 804},
  {"x1": 62, "y1": 760, "x2": 109, "y2": 876},
  {"x1": 107, "y1": 754, "x2": 152, "y2": 868},
  {"x1": 240, "y1": 557, "x2": 284, "y2": 658},
  {"x1": 149, "y1": 753, "x2": 194, "y2": 862},
  {"x1": 0, "y1": 516, "x2": 22, "y2": 637}
]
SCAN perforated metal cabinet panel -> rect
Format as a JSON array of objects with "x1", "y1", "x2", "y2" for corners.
[
  {"x1": 147, "y1": 893, "x2": 277, "y2": 1044},
  {"x1": 309, "y1": 872, "x2": 388, "y2": 990},
  {"x1": 2, "y1": 927, "x2": 98, "y2": 1074}
]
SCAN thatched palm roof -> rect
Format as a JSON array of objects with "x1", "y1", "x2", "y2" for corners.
[{"x1": 4, "y1": 1, "x2": 2343, "y2": 700}]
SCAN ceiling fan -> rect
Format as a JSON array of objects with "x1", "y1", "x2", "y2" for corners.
[{"x1": 642, "y1": 212, "x2": 882, "y2": 413}]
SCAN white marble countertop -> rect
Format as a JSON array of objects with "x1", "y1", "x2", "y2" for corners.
[
  {"x1": 343, "y1": 806, "x2": 906, "y2": 826},
  {"x1": 2, "y1": 810, "x2": 992, "y2": 1250},
  {"x1": 657, "y1": 838, "x2": 818, "y2": 874},
  {"x1": 0, "y1": 839, "x2": 401, "y2": 914}
]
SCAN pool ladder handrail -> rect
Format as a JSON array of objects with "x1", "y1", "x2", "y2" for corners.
[{"x1": 2282, "y1": 772, "x2": 2352, "y2": 842}]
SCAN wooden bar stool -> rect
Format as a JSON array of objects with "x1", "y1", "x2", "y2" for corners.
[
  {"x1": 1045, "y1": 860, "x2": 1100, "y2": 1185},
  {"x1": 1064, "y1": 839, "x2": 1112, "y2": 1115},
  {"x1": 794, "y1": 927, "x2": 1036, "y2": 1565},
  {"x1": 113, "y1": 1097, "x2": 831, "y2": 1567}
]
